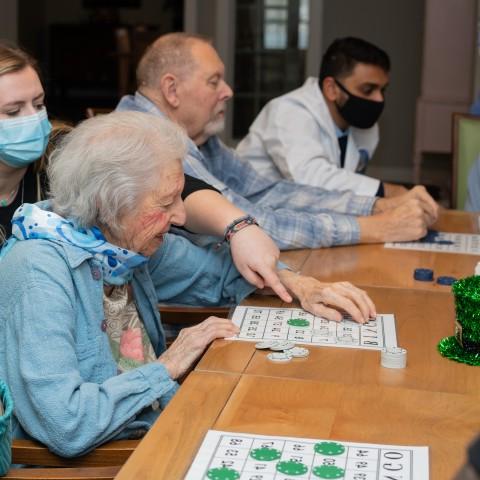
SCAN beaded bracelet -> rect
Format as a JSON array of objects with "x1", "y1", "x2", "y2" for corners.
[{"x1": 224, "y1": 215, "x2": 259, "y2": 242}]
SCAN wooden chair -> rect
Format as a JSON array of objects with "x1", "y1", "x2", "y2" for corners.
[
  {"x1": 4, "y1": 439, "x2": 138, "y2": 479},
  {"x1": 4, "y1": 465, "x2": 120, "y2": 479},
  {"x1": 451, "y1": 113, "x2": 480, "y2": 209},
  {"x1": 158, "y1": 305, "x2": 231, "y2": 325}
]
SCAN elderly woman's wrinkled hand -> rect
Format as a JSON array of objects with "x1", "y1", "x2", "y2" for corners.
[
  {"x1": 157, "y1": 317, "x2": 239, "y2": 379},
  {"x1": 278, "y1": 270, "x2": 376, "y2": 324}
]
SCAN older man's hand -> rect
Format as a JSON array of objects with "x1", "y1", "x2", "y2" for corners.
[
  {"x1": 157, "y1": 317, "x2": 239, "y2": 379},
  {"x1": 359, "y1": 199, "x2": 429, "y2": 243},
  {"x1": 230, "y1": 225, "x2": 292, "y2": 303},
  {"x1": 277, "y1": 270, "x2": 376, "y2": 324},
  {"x1": 374, "y1": 185, "x2": 439, "y2": 225}
]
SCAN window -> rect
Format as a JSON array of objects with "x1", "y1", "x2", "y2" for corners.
[{"x1": 233, "y1": 0, "x2": 310, "y2": 138}]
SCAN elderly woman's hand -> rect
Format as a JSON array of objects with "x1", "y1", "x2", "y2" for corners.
[
  {"x1": 277, "y1": 270, "x2": 376, "y2": 324},
  {"x1": 157, "y1": 317, "x2": 239, "y2": 379},
  {"x1": 230, "y1": 225, "x2": 292, "y2": 303}
]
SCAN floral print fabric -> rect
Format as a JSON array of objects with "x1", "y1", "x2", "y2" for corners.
[{"x1": 103, "y1": 285, "x2": 157, "y2": 373}]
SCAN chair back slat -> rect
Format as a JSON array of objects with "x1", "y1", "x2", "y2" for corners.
[
  {"x1": 12, "y1": 439, "x2": 137, "y2": 468},
  {"x1": 4, "y1": 465, "x2": 121, "y2": 480},
  {"x1": 159, "y1": 305, "x2": 231, "y2": 325},
  {"x1": 452, "y1": 113, "x2": 480, "y2": 208}
]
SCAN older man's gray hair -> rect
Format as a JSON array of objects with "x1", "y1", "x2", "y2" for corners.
[
  {"x1": 137, "y1": 32, "x2": 210, "y2": 89},
  {"x1": 48, "y1": 111, "x2": 187, "y2": 233}
]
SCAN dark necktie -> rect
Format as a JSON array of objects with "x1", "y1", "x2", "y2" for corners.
[{"x1": 338, "y1": 134, "x2": 348, "y2": 168}]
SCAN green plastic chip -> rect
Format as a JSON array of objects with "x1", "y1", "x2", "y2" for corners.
[
  {"x1": 287, "y1": 318, "x2": 310, "y2": 327},
  {"x1": 276, "y1": 460, "x2": 308, "y2": 475},
  {"x1": 206, "y1": 467, "x2": 240, "y2": 480},
  {"x1": 250, "y1": 447, "x2": 281, "y2": 461},
  {"x1": 314, "y1": 442, "x2": 345, "y2": 456},
  {"x1": 312, "y1": 465, "x2": 345, "y2": 478}
]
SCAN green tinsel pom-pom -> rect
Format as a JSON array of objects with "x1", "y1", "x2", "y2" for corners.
[{"x1": 438, "y1": 276, "x2": 480, "y2": 366}]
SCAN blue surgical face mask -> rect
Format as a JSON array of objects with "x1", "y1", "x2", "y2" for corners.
[{"x1": 0, "y1": 109, "x2": 52, "y2": 168}]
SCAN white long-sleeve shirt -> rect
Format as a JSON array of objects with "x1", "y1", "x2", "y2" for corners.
[{"x1": 236, "y1": 77, "x2": 381, "y2": 196}]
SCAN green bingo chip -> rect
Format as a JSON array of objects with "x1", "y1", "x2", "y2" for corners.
[
  {"x1": 287, "y1": 318, "x2": 310, "y2": 327},
  {"x1": 314, "y1": 441, "x2": 346, "y2": 455},
  {"x1": 250, "y1": 447, "x2": 281, "y2": 461},
  {"x1": 312, "y1": 465, "x2": 345, "y2": 478},
  {"x1": 206, "y1": 467, "x2": 240, "y2": 480},
  {"x1": 276, "y1": 460, "x2": 308, "y2": 475}
]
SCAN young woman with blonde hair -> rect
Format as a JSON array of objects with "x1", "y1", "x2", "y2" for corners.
[{"x1": 0, "y1": 41, "x2": 71, "y2": 242}]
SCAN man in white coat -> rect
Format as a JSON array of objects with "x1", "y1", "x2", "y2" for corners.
[{"x1": 237, "y1": 37, "x2": 410, "y2": 198}]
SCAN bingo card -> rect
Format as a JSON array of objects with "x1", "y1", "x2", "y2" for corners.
[
  {"x1": 185, "y1": 430, "x2": 429, "y2": 479},
  {"x1": 231, "y1": 306, "x2": 397, "y2": 350},
  {"x1": 385, "y1": 231, "x2": 480, "y2": 255}
]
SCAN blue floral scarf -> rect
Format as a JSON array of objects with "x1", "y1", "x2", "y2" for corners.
[{"x1": 0, "y1": 202, "x2": 147, "y2": 285}]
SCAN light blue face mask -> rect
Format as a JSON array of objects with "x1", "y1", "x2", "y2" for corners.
[{"x1": 0, "y1": 109, "x2": 52, "y2": 168}]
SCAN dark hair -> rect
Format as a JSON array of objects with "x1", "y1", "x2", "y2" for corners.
[{"x1": 319, "y1": 37, "x2": 390, "y2": 86}]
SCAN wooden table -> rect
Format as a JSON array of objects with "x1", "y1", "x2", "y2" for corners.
[
  {"x1": 115, "y1": 211, "x2": 480, "y2": 480},
  {"x1": 198, "y1": 287, "x2": 480, "y2": 396},
  {"x1": 300, "y1": 210, "x2": 480, "y2": 291},
  {"x1": 433, "y1": 209, "x2": 479, "y2": 233},
  {"x1": 243, "y1": 287, "x2": 480, "y2": 395},
  {"x1": 115, "y1": 373, "x2": 478, "y2": 479},
  {"x1": 214, "y1": 375, "x2": 478, "y2": 480},
  {"x1": 116, "y1": 286, "x2": 480, "y2": 479},
  {"x1": 115, "y1": 371, "x2": 240, "y2": 480}
]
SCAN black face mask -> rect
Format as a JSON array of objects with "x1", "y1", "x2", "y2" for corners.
[{"x1": 334, "y1": 79, "x2": 385, "y2": 129}]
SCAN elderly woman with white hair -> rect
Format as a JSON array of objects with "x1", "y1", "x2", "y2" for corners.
[{"x1": 0, "y1": 111, "x2": 375, "y2": 458}]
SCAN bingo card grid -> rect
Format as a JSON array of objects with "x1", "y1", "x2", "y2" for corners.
[
  {"x1": 385, "y1": 232, "x2": 480, "y2": 255},
  {"x1": 231, "y1": 306, "x2": 397, "y2": 350},
  {"x1": 184, "y1": 430, "x2": 429, "y2": 480}
]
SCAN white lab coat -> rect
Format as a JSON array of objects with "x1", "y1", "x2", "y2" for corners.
[{"x1": 236, "y1": 77, "x2": 381, "y2": 196}]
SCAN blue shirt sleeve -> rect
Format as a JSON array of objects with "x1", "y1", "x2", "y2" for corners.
[
  {"x1": 0, "y1": 241, "x2": 178, "y2": 457},
  {"x1": 182, "y1": 138, "x2": 375, "y2": 249},
  {"x1": 148, "y1": 234, "x2": 256, "y2": 305}
]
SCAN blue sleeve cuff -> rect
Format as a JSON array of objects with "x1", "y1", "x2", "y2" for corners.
[{"x1": 137, "y1": 362, "x2": 179, "y2": 404}]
